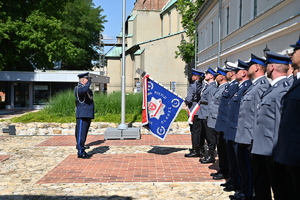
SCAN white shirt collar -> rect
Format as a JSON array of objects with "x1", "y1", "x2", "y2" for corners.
[
  {"x1": 238, "y1": 79, "x2": 247, "y2": 86},
  {"x1": 252, "y1": 75, "x2": 264, "y2": 84},
  {"x1": 270, "y1": 76, "x2": 286, "y2": 86}
]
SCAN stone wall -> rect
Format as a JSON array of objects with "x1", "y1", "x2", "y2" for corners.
[{"x1": 0, "y1": 122, "x2": 190, "y2": 136}]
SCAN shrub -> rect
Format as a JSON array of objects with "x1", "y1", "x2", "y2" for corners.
[{"x1": 10, "y1": 90, "x2": 188, "y2": 123}]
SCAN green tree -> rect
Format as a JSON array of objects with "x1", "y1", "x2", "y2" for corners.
[
  {"x1": 175, "y1": 0, "x2": 204, "y2": 63},
  {"x1": 0, "y1": 0, "x2": 106, "y2": 71}
]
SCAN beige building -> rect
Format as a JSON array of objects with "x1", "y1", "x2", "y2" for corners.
[
  {"x1": 105, "y1": 0, "x2": 189, "y2": 97},
  {"x1": 195, "y1": 0, "x2": 300, "y2": 70}
]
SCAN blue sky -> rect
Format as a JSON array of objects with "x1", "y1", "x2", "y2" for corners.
[{"x1": 92, "y1": 0, "x2": 136, "y2": 49}]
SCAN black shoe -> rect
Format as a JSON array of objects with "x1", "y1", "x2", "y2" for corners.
[
  {"x1": 213, "y1": 173, "x2": 226, "y2": 180},
  {"x1": 210, "y1": 172, "x2": 219, "y2": 176},
  {"x1": 199, "y1": 155, "x2": 216, "y2": 164},
  {"x1": 229, "y1": 192, "x2": 245, "y2": 199},
  {"x1": 84, "y1": 145, "x2": 90, "y2": 149},
  {"x1": 77, "y1": 152, "x2": 91, "y2": 159},
  {"x1": 223, "y1": 185, "x2": 241, "y2": 192},
  {"x1": 220, "y1": 182, "x2": 229, "y2": 187},
  {"x1": 185, "y1": 149, "x2": 199, "y2": 157}
]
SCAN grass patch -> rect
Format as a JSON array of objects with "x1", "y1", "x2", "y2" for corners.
[{"x1": 10, "y1": 90, "x2": 188, "y2": 123}]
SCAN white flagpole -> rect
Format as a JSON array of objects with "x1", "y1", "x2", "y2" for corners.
[{"x1": 118, "y1": 0, "x2": 127, "y2": 130}]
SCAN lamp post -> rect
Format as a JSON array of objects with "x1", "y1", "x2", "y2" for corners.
[{"x1": 263, "y1": 44, "x2": 270, "y2": 57}]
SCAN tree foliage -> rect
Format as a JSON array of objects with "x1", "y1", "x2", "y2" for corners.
[
  {"x1": 175, "y1": 0, "x2": 204, "y2": 63},
  {"x1": 0, "y1": 0, "x2": 106, "y2": 71}
]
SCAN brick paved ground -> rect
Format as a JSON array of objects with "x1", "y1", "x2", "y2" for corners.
[
  {"x1": 0, "y1": 134, "x2": 233, "y2": 200},
  {"x1": 37, "y1": 135, "x2": 220, "y2": 184}
]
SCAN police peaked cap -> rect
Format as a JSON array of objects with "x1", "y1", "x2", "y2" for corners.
[
  {"x1": 265, "y1": 51, "x2": 291, "y2": 65},
  {"x1": 77, "y1": 72, "x2": 89, "y2": 78},
  {"x1": 216, "y1": 67, "x2": 227, "y2": 76},
  {"x1": 191, "y1": 69, "x2": 205, "y2": 76},
  {"x1": 205, "y1": 67, "x2": 217, "y2": 76},
  {"x1": 236, "y1": 59, "x2": 250, "y2": 71},
  {"x1": 224, "y1": 61, "x2": 239, "y2": 72},
  {"x1": 248, "y1": 54, "x2": 267, "y2": 67}
]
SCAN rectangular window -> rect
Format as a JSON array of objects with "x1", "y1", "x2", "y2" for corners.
[
  {"x1": 226, "y1": 6, "x2": 229, "y2": 35},
  {"x1": 239, "y1": 0, "x2": 242, "y2": 27},
  {"x1": 254, "y1": 0, "x2": 257, "y2": 18},
  {"x1": 33, "y1": 83, "x2": 50, "y2": 105}
]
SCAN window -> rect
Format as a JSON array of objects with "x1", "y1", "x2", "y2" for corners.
[
  {"x1": 239, "y1": 0, "x2": 242, "y2": 27},
  {"x1": 226, "y1": 6, "x2": 230, "y2": 35},
  {"x1": 211, "y1": 22, "x2": 214, "y2": 44},
  {"x1": 254, "y1": 0, "x2": 258, "y2": 18},
  {"x1": 34, "y1": 83, "x2": 50, "y2": 105}
]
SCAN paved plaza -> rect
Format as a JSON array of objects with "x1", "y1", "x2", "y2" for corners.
[{"x1": 0, "y1": 133, "x2": 234, "y2": 200}]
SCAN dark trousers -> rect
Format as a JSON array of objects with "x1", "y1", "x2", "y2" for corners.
[
  {"x1": 215, "y1": 131, "x2": 229, "y2": 176},
  {"x1": 226, "y1": 139, "x2": 240, "y2": 187},
  {"x1": 191, "y1": 116, "x2": 204, "y2": 150},
  {"x1": 251, "y1": 154, "x2": 272, "y2": 200},
  {"x1": 75, "y1": 118, "x2": 91, "y2": 152},
  {"x1": 201, "y1": 118, "x2": 216, "y2": 155},
  {"x1": 274, "y1": 162, "x2": 300, "y2": 200},
  {"x1": 190, "y1": 122, "x2": 205, "y2": 149},
  {"x1": 237, "y1": 144, "x2": 253, "y2": 199}
]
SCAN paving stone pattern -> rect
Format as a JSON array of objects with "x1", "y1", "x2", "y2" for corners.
[{"x1": 0, "y1": 134, "x2": 234, "y2": 200}]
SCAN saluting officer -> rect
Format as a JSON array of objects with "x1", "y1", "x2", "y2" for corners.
[
  {"x1": 233, "y1": 54, "x2": 269, "y2": 200},
  {"x1": 214, "y1": 62, "x2": 239, "y2": 188},
  {"x1": 223, "y1": 60, "x2": 252, "y2": 193},
  {"x1": 184, "y1": 69, "x2": 205, "y2": 157},
  {"x1": 251, "y1": 51, "x2": 291, "y2": 200},
  {"x1": 198, "y1": 67, "x2": 218, "y2": 164},
  {"x1": 273, "y1": 37, "x2": 300, "y2": 200},
  {"x1": 207, "y1": 67, "x2": 229, "y2": 180},
  {"x1": 74, "y1": 72, "x2": 94, "y2": 159}
]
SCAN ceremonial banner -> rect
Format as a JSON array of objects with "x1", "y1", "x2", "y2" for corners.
[{"x1": 142, "y1": 74, "x2": 184, "y2": 140}]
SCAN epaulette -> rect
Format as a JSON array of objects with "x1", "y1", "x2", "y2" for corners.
[
  {"x1": 260, "y1": 79, "x2": 267, "y2": 84},
  {"x1": 283, "y1": 81, "x2": 290, "y2": 87}
]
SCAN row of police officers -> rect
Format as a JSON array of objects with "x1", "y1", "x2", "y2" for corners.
[{"x1": 185, "y1": 36, "x2": 300, "y2": 200}]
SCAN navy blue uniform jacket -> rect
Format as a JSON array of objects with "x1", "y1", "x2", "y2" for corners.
[
  {"x1": 215, "y1": 80, "x2": 239, "y2": 132},
  {"x1": 274, "y1": 78, "x2": 300, "y2": 166},
  {"x1": 74, "y1": 81, "x2": 94, "y2": 119}
]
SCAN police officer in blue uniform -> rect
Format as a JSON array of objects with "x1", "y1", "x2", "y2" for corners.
[
  {"x1": 273, "y1": 37, "x2": 300, "y2": 200},
  {"x1": 74, "y1": 72, "x2": 94, "y2": 159},
  {"x1": 185, "y1": 69, "x2": 205, "y2": 157},
  {"x1": 198, "y1": 67, "x2": 218, "y2": 164},
  {"x1": 251, "y1": 51, "x2": 291, "y2": 200},
  {"x1": 207, "y1": 67, "x2": 229, "y2": 180},
  {"x1": 214, "y1": 62, "x2": 239, "y2": 187},
  {"x1": 224, "y1": 60, "x2": 252, "y2": 193},
  {"x1": 233, "y1": 54, "x2": 269, "y2": 200}
]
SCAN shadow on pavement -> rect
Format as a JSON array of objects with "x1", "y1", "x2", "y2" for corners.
[
  {"x1": 0, "y1": 195, "x2": 134, "y2": 200},
  {"x1": 147, "y1": 146, "x2": 187, "y2": 155},
  {"x1": 87, "y1": 146, "x2": 110, "y2": 156},
  {"x1": 85, "y1": 139, "x2": 105, "y2": 147}
]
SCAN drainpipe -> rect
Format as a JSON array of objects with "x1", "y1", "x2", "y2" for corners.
[{"x1": 218, "y1": 0, "x2": 222, "y2": 67}]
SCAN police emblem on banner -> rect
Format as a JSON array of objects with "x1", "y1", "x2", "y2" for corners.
[{"x1": 142, "y1": 75, "x2": 184, "y2": 140}]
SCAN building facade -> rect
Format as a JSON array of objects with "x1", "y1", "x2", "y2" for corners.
[
  {"x1": 105, "y1": 0, "x2": 189, "y2": 97},
  {"x1": 0, "y1": 71, "x2": 109, "y2": 109},
  {"x1": 195, "y1": 0, "x2": 300, "y2": 70}
]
